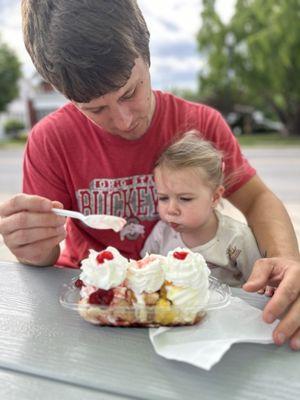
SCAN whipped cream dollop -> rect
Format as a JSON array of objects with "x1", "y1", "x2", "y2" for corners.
[
  {"x1": 163, "y1": 247, "x2": 210, "y2": 294},
  {"x1": 79, "y1": 246, "x2": 129, "y2": 291},
  {"x1": 127, "y1": 254, "x2": 165, "y2": 294},
  {"x1": 163, "y1": 248, "x2": 211, "y2": 309}
]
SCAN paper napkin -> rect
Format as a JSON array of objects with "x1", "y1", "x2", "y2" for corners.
[{"x1": 149, "y1": 296, "x2": 279, "y2": 370}]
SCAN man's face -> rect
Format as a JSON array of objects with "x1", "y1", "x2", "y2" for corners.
[{"x1": 75, "y1": 58, "x2": 155, "y2": 140}]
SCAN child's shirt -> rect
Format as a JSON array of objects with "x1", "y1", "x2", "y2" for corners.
[{"x1": 141, "y1": 210, "x2": 262, "y2": 287}]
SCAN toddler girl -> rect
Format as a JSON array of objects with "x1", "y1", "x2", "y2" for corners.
[{"x1": 142, "y1": 131, "x2": 263, "y2": 287}]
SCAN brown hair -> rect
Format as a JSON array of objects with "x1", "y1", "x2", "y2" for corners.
[
  {"x1": 21, "y1": 0, "x2": 150, "y2": 102},
  {"x1": 155, "y1": 131, "x2": 224, "y2": 190}
]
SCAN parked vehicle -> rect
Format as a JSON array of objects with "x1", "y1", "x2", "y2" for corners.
[{"x1": 226, "y1": 107, "x2": 283, "y2": 135}]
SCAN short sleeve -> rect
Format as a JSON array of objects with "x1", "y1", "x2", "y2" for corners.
[
  {"x1": 23, "y1": 124, "x2": 72, "y2": 208},
  {"x1": 140, "y1": 221, "x2": 164, "y2": 257},
  {"x1": 237, "y1": 226, "x2": 262, "y2": 280}
]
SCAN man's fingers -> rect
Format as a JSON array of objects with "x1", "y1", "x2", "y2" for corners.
[
  {"x1": 0, "y1": 194, "x2": 66, "y2": 266},
  {"x1": 15, "y1": 233, "x2": 66, "y2": 265},
  {"x1": 51, "y1": 200, "x2": 64, "y2": 209},
  {"x1": 243, "y1": 258, "x2": 274, "y2": 292},
  {"x1": 256, "y1": 286, "x2": 276, "y2": 296},
  {"x1": 265, "y1": 286, "x2": 276, "y2": 297},
  {"x1": 0, "y1": 211, "x2": 66, "y2": 236},
  {"x1": 4, "y1": 225, "x2": 66, "y2": 248},
  {"x1": 289, "y1": 328, "x2": 300, "y2": 351},
  {"x1": 0, "y1": 194, "x2": 54, "y2": 218},
  {"x1": 263, "y1": 270, "x2": 300, "y2": 323},
  {"x1": 270, "y1": 296, "x2": 300, "y2": 349}
]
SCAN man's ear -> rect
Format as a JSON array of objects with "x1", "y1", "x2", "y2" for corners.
[{"x1": 212, "y1": 185, "x2": 225, "y2": 207}]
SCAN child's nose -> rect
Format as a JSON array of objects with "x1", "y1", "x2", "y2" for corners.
[{"x1": 167, "y1": 201, "x2": 180, "y2": 215}]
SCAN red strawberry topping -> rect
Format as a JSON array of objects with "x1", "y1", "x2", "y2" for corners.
[
  {"x1": 173, "y1": 251, "x2": 189, "y2": 260},
  {"x1": 74, "y1": 279, "x2": 84, "y2": 288},
  {"x1": 96, "y1": 250, "x2": 114, "y2": 264},
  {"x1": 88, "y1": 288, "x2": 114, "y2": 305}
]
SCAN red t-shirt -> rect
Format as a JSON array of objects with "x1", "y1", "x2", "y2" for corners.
[{"x1": 23, "y1": 91, "x2": 256, "y2": 268}]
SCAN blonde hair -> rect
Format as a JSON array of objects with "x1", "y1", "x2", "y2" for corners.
[{"x1": 155, "y1": 131, "x2": 224, "y2": 189}]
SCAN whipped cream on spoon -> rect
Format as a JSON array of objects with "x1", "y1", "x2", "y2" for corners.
[{"x1": 52, "y1": 208, "x2": 126, "y2": 232}]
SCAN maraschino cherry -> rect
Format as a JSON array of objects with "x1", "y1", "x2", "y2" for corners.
[
  {"x1": 96, "y1": 250, "x2": 114, "y2": 264},
  {"x1": 74, "y1": 279, "x2": 84, "y2": 288},
  {"x1": 173, "y1": 251, "x2": 189, "y2": 260},
  {"x1": 89, "y1": 288, "x2": 114, "y2": 305}
]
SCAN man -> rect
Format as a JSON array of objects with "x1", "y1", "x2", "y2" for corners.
[{"x1": 0, "y1": 0, "x2": 299, "y2": 350}]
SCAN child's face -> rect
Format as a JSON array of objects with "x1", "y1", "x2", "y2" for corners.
[{"x1": 154, "y1": 166, "x2": 223, "y2": 233}]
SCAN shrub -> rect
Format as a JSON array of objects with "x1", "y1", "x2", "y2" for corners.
[{"x1": 4, "y1": 119, "x2": 25, "y2": 139}]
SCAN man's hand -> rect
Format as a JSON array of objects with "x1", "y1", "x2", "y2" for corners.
[
  {"x1": 257, "y1": 285, "x2": 276, "y2": 297},
  {"x1": 243, "y1": 257, "x2": 300, "y2": 350},
  {"x1": 0, "y1": 194, "x2": 66, "y2": 266}
]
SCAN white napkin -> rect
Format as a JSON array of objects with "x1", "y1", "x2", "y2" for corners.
[{"x1": 149, "y1": 296, "x2": 279, "y2": 370}]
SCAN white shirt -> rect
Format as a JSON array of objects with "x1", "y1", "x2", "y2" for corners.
[{"x1": 141, "y1": 210, "x2": 262, "y2": 287}]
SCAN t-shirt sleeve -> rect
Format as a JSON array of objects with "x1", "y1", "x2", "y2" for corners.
[
  {"x1": 140, "y1": 221, "x2": 164, "y2": 257},
  {"x1": 199, "y1": 107, "x2": 256, "y2": 197},
  {"x1": 23, "y1": 124, "x2": 72, "y2": 208},
  {"x1": 237, "y1": 225, "x2": 262, "y2": 280}
]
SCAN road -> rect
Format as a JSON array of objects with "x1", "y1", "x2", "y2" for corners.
[
  {"x1": 0, "y1": 147, "x2": 23, "y2": 195},
  {"x1": 0, "y1": 145, "x2": 299, "y2": 261},
  {"x1": 242, "y1": 147, "x2": 300, "y2": 203}
]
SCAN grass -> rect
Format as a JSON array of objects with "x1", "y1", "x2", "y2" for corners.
[
  {"x1": 0, "y1": 137, "x2": 27, "y2": 148},
  {"x1": 237, "y1": 133, "x2": 300, "y2": 147}
]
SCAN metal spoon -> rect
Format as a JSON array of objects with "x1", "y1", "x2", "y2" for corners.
[{"x1": 52, "y1": 208, "x2": 126, "y2": 232}]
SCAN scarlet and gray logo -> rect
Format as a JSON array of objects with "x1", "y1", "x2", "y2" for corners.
[{"x1": 76, "y1": 174, "x2": 158, "y2": 239}]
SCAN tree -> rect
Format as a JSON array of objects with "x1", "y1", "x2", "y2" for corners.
[
  {"x1": 0, "y1": 39, "x2": 22, "y2": 112},
  {"x1": 197, "y1": 0, "x2": 300, "y2": 136}
]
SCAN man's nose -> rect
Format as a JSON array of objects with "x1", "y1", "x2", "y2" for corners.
[{"x1": 112, "y1": 104, "x2": 133, "y2": 131}]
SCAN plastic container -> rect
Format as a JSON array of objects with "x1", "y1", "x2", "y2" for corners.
[{"x1": 59, "y1": 276, "x2": 231, "y2": 327}]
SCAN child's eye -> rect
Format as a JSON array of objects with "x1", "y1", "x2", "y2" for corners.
[
  {"x1": 158, "y1": 196, "x2": 168, "y2": 202},
  {"x1": 180, "y1": 197, "x2": 193, "y2": 202}
]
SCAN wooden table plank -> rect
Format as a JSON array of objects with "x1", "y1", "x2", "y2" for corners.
[
  {"x1": 0, "y1": 367, "x2": 132, "y2": 400},
  {"x1": 0, "y1": 262, "x2": 299, "y2": 400}
]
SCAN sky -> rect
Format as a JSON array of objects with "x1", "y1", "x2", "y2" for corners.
[{"x1": 0, "y1": 0, "x2": 236, "y2": 91}]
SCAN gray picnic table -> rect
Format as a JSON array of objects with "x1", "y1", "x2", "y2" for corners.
[{"x1": 0, "y1": 261, "x2": 299, "y2": 400}]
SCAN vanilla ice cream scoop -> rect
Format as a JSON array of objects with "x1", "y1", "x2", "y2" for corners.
[{"x1": 52, "y1": 208, "x2": 126, "y2": 232}]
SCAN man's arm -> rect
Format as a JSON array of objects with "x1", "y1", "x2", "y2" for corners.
[
  {"x1": 228, "y1": 175, "x2": 299, "y2": 259},
  {"x1": 228, "y1": 175, "x2": 300, "y2": 350}
]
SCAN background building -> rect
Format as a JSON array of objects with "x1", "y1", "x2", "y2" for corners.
[{"x1": 0, "y1": 73, "x2": 67, "y2": 139}]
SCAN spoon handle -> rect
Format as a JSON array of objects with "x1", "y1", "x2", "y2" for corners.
[{"x1": 52, "y1": 208, "x2": 83, "y2": 221}]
